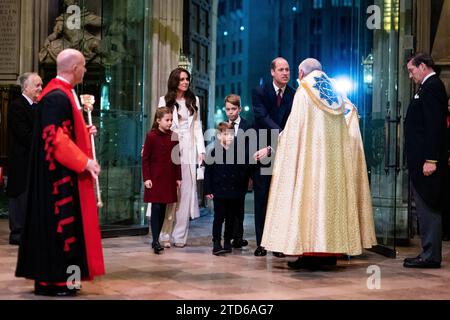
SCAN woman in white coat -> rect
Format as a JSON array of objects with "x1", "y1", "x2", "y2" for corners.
[{"x1": 158, "y1": 67, "x2": 205, "y2": 247}]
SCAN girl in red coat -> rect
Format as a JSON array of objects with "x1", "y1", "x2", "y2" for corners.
[{"x1": 142, "y1": 107, "x2": 181, "y2": 254}]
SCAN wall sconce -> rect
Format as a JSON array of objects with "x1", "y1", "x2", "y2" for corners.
[{"x1": 362, "y1": 53, "x2": 374, "y2": 88}]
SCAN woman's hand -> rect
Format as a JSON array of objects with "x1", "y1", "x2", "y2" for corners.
[
  {"x1": 206, "y1": 194, "x2": 214, "y2": 200},
  {"x1": 176, "y1": 180, "x2": 181, "y2": 189},
  {"x1": 144, "y1": 180, "x2": 153, "y2": 189},
  {"x1": 198, "y1": 153, "x2": 205, "y2": 164}
]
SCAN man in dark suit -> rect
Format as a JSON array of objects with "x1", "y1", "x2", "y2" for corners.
[
  {"x1": 251, "y1": 57, "x2": 295, "y2": 257},
  {"x1": 404, "y1": 52, "x2": 448, "y2": 268},
  {"x1": 7, "y1": 72, "x2": 43, "y2": 245},
  {"x1": 224, "y1": 94, "x2": 253, "y2": 249}
]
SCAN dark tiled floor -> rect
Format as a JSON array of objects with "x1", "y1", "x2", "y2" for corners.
[{"x1": 1, "y1": 213, "x2": 450, "y2": 300}]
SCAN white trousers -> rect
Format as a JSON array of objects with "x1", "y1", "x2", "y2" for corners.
[{"x1": 159, "y1": 163, "x2": 199, "y2": 244}]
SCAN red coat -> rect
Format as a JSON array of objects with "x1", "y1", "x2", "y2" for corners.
[{"x1": 142, "y1": 128, "x2": 181, "y2": 203}]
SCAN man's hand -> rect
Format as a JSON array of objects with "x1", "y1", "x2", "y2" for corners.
[
  {"x1": 423, "y1": 162, "x2": 437, "y2": 176},
  {"x1": 87, "y1": 125, "x2": 97, "y2": 136},
  {"x1": 176, "y1": 180, "x2": 181, "y2": 189},
  {"x1": 253, "y1": 147, "x2": 270, "y2": 161},
  {"x1": 86, "y1": 159, "x2": 101, "y2": 178},
  {"x1": 144, "y1": 180, "x2": 153, "y2": 189},
  {"x1": 206, "y1": 194, "x2": 214, "y2": 200}
]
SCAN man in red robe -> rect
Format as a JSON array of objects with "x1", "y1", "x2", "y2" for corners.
[{"x1": 16, "y1": 49, "x2": 104, "y2": 296}]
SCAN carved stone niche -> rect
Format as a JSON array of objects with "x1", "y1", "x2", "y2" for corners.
[{"x1": 39, "y1": 0, "x2": 102, "y2": 65}]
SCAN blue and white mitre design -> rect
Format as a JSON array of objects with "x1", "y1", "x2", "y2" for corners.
[{"x1": 301, "y1": 70, "x2": 344, "y2": 115}]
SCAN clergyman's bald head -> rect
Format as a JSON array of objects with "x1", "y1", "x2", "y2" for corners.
[{"x1": 298, "y1": 58, "x2": 323, "y2": 77}]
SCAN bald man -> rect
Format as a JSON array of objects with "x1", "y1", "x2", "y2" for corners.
[{"x1": 16, "y1": 49, "x2": 104, "y2": 296}]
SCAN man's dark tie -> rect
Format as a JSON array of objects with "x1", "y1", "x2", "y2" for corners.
[{"x1": 276, "y1": 88, "x2": 282, "y2": 107}]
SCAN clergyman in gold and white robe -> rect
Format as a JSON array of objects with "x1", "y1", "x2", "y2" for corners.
[{"x1": 261, "y1": 70, "x2": 377, "y2": 256}]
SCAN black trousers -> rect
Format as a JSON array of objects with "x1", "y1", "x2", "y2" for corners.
[
  {"x1": 412, "y1": 183, "x2": 442, "y2": 263},
  {"x1": 150, "y1": 203, "x2": 167, "y2": 246},
  {"x1": 232, "y1": 197, "x2": 246, "y2": 240},
  {"x1": 253, "y1": 165, "x2": 272, "y2": 246},
  {"x1": 8, "y1": 191, "x2": 27, "y2": 243},
  {"x1": 213, "y1": 198, "x2": 240, "y2": 242}
]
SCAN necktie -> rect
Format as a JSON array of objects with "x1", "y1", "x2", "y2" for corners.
[
  {"x1": 276, "y1": 88, "x2": 282, "y2": 107},
  {"x1": 230, "y1": 121, "x2": 237, "y2": 136}
]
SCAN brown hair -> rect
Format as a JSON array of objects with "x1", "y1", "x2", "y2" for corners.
[
  {"x1": 152, "y1": 107, "x2": 173, "y2": 129},
  {"x1": 164, "y1": 67, "x2": 198, "y2": 117},
  {"x1": 224, "y1": 94, "x2": 241, "y2": 108},
  {"x1": 216, "y1": 122, "x2": 232, "y2": 133}
]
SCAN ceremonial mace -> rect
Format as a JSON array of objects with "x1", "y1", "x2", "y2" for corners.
[{"x1": 80, "y1": 94, "x2": 104, "y2": 208}]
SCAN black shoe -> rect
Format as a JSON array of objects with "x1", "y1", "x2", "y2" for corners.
[
  {"x1": 152, "y1": 242, "x2": 164, "y2": 254},
  {"x1": 223, "y1": 240, "x2": 232, "y2": 253},
  {"x1": 232, "y1": 239, "x2": 248, "y2": 249},
  {"x1": 310, "y1": 256, "x2": 337, "y2": 266},
  {"x1": 403, "y1": 255, "x2": 421, "y2": 264},
  {"x1": 403, "y1": 257, "x2": 441, "y2": 269},
  {"x1": 213, "y1": 240, "x2": 226, "y2": 256},
  {"x1": 254, "y1": 246, "x2": 267, "y2": 257},
  {"x1": 287, "y1": 257, "x2": 308, "y2": 270},
  {"x1": 34, "y1": 282, "x2": 77, "y2": 297},
  {"x1": 273, "y1": 252, "x2": 286, "y2": 258},
  {"x1": 288, "y1": 256, "x2": 337, "y2": 270}
]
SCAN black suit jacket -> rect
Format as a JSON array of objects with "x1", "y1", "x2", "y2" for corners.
[
  {"x1": 7, "y1": 95, "x2": 35, "y2": 197},
  {"x1": 237, "y1": 116, "x2": 253, "y2": 133},
  {"x1": 405, "y1": 74, "x2": 448, "y2": 209},
  {"x1": 204, "y1": 142, "x2": 251, "y2": 199},
  {"x1": 251, "y1": 82, "x2": 295, "y2": 148}
]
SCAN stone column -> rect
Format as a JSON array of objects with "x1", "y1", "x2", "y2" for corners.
[
  {"x1": 149, "y1": 0, "x2": 184, "y2": 121},
  {"x1": 19, "y1": 0, "x2": 36, "y2": 74}
]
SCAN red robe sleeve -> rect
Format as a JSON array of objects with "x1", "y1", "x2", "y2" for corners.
[{"x1": 53, "y1": 127, "x2": 89, "y2": 173}]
